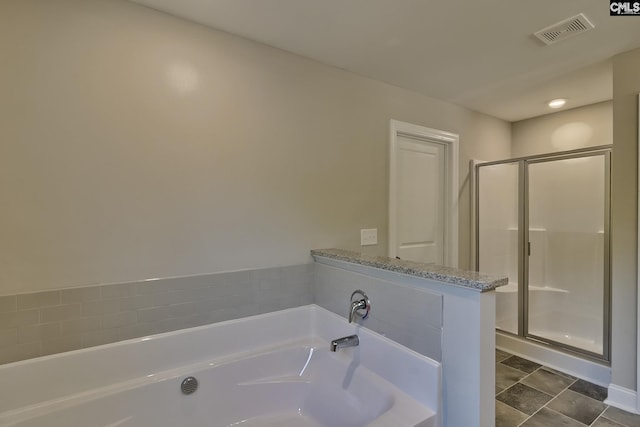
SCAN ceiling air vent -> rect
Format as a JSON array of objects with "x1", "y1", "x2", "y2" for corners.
[{"x1": 534, "y1": 13, "x2": 594, "y2": 45}]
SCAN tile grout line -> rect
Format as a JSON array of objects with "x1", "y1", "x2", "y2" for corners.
[
  {"x1": 586, "y1": 405, "x2": 611, "y2": 426},
  {"x1": 515, "y1": 366, "x2": 569, "y2": 426},
  {"x1": 495, "y1": 357, "x2": 543, "y2": 396},
  {"x1": 514, "y1": 371, "x2": 611, "y2": 426},
  {"x1": 528, "y1": 379, "x2": 584, "y2": 426},
  {"x1": 495, "y1": 363, "x2": 550, "y2": 426},
  {"x1": 497, "y1": 352, "x2": 640, "y2": 427},
  {"x1": 525, "y1": 376, "x2": 612, "y2": 426},
  {"x1": 589, "y1": 412, "x2": 630, "y2": 427},
  {"x1": 498, "y1": 359, "x2": 606, "y2": 426},
  {"x1": 524, "y1": 371, "x2": 577, "y2": 399}
]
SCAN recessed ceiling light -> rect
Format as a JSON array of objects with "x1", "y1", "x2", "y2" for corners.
[{"x1": 548, "y1": 98, "x2": 567, "y2": 109}]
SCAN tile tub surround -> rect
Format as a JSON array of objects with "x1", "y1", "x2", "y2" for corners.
[
  {"x1": 314, "y1": 261, "x2": 443, "y2": 362},
  {"x1": 0, "y1": 264, "x2": 313, "y2": 364},
  {"x1": 311, "y1": 248, "x2": 508, "y2": 291},
  {"x1": 495, "y1": 350, "x2": 640, "y2": 427}
]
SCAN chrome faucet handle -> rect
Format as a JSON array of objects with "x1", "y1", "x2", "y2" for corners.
[{"x1": 349, "y1": 290, "x2": 371, "y2": 323}]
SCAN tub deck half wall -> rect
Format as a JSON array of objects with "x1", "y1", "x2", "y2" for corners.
[{"x1": 312, "y1": 248, "x2": 507, "y2": 427}]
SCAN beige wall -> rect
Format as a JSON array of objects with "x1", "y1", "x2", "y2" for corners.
[
  {"x1": 511, "y1": 101, "x2": 612, "y2": 158},
  {"x1": 0, "y1": 0, "x2": 511, "y2": 295},
  {"x1": 611, "y1": 47, "x2": 640, "y2": 391}
]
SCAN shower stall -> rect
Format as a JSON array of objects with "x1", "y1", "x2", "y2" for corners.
[{"x1": 476, "y1": 146, "x2": 611, "y2": 362}]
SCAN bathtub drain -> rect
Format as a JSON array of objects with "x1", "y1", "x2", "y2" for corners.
[{"x1": 181, "y1": 376, "x2": 198, "y2": 395}]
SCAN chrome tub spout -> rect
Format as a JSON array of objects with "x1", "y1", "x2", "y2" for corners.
[{"x1": 330, "y1": 334, "x2": 359, "y2": 352}]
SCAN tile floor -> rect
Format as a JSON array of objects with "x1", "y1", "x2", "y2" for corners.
[{"x1": 495, "y1": 349, "x2": 640, "y2": 427}]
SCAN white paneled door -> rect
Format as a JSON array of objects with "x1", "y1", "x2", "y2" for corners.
[
  {"x1": 396, "y1": 136, "x2": 445, "y2": 264},
  {"x1": 389, "y1": 120, "x2": 458, "y2": 267}
]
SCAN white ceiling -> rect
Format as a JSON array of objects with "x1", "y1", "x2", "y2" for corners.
[{"x1": 129, "y1": 0, "x2": 640, "y2": 122}]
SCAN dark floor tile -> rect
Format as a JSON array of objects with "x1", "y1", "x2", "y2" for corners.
[
  {"x1": 547, "y1": 389, "x2": 607, "y2": 425},
  {"x1": 592, "y1": 416, "x2": 626, "y2": 427},
  {"x1": 569, "y1": 379, "x2": 608, "y2": 402},
  {"x1": 496, "y1": 362, "x2": 529, "y2": 391},
  {"x1": 496, "y1": 400, "x2": 528, "y2": 427},
  {"x1": 521, "y1": 367, "x2": 575, "y2": 396},
  {"x1": 501, "y1": 355, "x2": 542, "y2": 374},
  {"x1": 520, "y1": 407, "x2": 585, "y2": 427},
  {"x1": 496, "y1": 348, "x2": 512, "y2": 363},
  {"x1": 602, "y1": 406, "x2": 640, "y2": 427},
  {"x1": 496, "y1": 383, "x2": 553, "y2": 415}
]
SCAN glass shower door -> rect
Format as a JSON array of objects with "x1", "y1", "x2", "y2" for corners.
[
  {"x1": 477, "y1": 162, "x2": 520, "y2": 335},
  {"x1": 526, "y1": 153, "x2": 609, "y2": 357}
]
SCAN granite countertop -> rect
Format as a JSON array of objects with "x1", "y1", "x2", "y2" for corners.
[{"x1": 311, "y1": 248, "x2": 508, "y2": 292}]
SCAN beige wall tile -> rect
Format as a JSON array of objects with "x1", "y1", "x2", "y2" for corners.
[
  {"x1": 135, "y1": 281, "x2": 171, "y2": 295},
  {"x1": 153, "y1": 287, "x2": 224, "y2": 307},
  {"x1": 207, "y1": 307, "x2": 241, "y2": 324},
  {"x1": 100, "y1": 311, "x2": 137, "y2": 329},
  {"x1": 18, "y1": 322, "x2": 61, "y2": 344},
  {"x1": 0, "y1": 265, "x2": 315, "y2": 363},
  {"x1": 152, "y1": 290, "x2": 193, "y2": 307},
  {"x1": 155, "y1": 317, "x2": 188, "y2": 334},
  {"x1": 17, "y1": 291, "x2": 60, "y2": 310},
  {"x1": 180, "y1": 313, "x2": 213, "y2": 330},
  {"x1": 41, "y1": 335, "x2": 82, "y2": 356},
  {"x1": 81, "y1": 329, "x2": 120, "y2": 348},
  {"x1": 40, "y1": 304, "x2": 82, "y2": 323},
  {"x1": 118, "y1": 322, "x2": 156, "y2": 341},
  {"x1": 137, "y1": 306, "x2": 172, "y2": 323},
  {"x1": 0, "y1": 296, "x2": 17, "y2": 313},
  {"x1": 164, "y1": 274, "x2": 216, "y2": 292},
  {"x1": 101, "y1": 283, "x2": 136, "y2": 299},
  {"x1": 168, "y1": 301, "x2": 201, "y2": 318},
  {"x1": 0, "y1": 329, "x2": 17, "y2": 346},
  {"x1": 82, "y1": 299, "x2": 120, "y2": 317},
  {"x1": 201, "y1": 280, "x2": 243, "y2": 298},
  {"x1": 210, "y1": 270, "x2": 253, "y2": 289},
  {"x1": 61, "y1": 287, "x2": 101, "y2": 303},
  {"x1": 0, "y1": 342, "x2": 41, "y2": 364},
  {"x1": 60, "y1": 317, "x2": 101, "y2": 335},
  {"x1": 235, "y1": 303, "x2": 261, "y2": 319},
  {"x1": 281, "y1": 264, "x2": 314, "y2": 287},
  {"x1": 0, "y1": 310, "x2": 39, "y2": 330},
  {"x1": 118, "y1": 295, "x2": 154, "y2": 311}
]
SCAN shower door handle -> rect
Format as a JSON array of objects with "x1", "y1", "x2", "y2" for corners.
[{"x1": 527, "y1": 242, "x2": 531, "y2": 256}]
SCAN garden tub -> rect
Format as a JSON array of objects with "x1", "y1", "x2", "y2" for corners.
[{"x1": 0, "y1": 305, "x2": 441, "y2": 427}]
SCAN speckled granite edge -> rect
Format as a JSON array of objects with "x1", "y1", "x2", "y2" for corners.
[{"x1": 311, "y1": 248, "x2": 508, "y2": 292}]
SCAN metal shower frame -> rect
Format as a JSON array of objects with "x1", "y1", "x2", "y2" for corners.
[{"x1": 475, "y1": 145, "x2": 612, "y2": 363}]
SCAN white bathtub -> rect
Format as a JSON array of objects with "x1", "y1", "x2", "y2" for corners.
[{"x1": 0, "y1": 305, "x2": 441, "y2": 427}]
